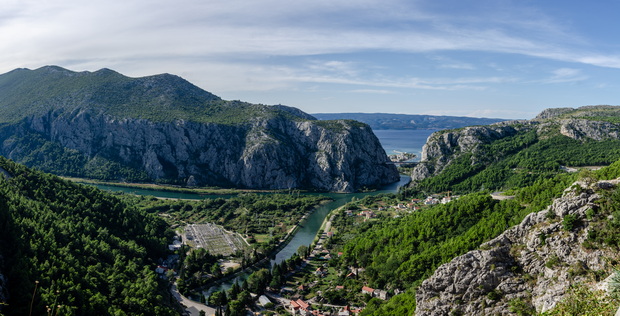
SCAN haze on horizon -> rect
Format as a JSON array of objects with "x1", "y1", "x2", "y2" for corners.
[{"x1": 2, "y1": 0, "x2": 620, "y2": 120}]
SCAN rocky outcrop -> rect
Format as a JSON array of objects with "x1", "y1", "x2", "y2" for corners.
[
  {"x1": 410, "y1": 105, "x2": 620, "y2": 182},
  {"x1": 411, "y1": 122, "x2": 528, "y2": 181},
  {"x1": 558, "y1": 119, "x2": 620, "y2": 141},
  {"x1": 1, "y1": 108, "x2": 398, "y2": 192},
  {"x1": 415, "y1": 179, "x2": 620, "y2": 315}
]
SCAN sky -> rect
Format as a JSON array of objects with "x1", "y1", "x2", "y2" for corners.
[{"x1": 2, "y1": 0, "x2": 620, "y2": 120}]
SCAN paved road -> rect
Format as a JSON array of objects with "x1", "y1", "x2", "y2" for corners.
[{"x1": 171, "y1": 283, "x2": 217, "y2": 316}]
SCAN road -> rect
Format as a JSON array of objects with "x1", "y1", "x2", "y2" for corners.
[{"x1": 171, "y1": 283, "x2": 217, "y2": 316}]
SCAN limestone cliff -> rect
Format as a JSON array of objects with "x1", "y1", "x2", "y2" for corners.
[
  {"x1": 411, "y1": 105, "x2": 620, "y2": 182},
  {"x1": 411, "y1": 122, "x2": 530, "y2": 181},
  {"x1": 415, "y1": 179, "x2": 620, "y2": 315},
  {"x1": 0, "y1": 66, "x2": 399, "y2": 192}
]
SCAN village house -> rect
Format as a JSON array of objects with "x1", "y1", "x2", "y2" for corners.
[
  {"x1": 361, "y1": 286, "x2": 390, "y2": 300},
  {"x1": 361, "y1": 286, "x2": 374, "y2": 296},
  {"x1": 338, "y1": 306, "x2": 351, "y2": 316},
  {"x1": 375, "y1": 289, "x2": 389, "y2": 300},
  {"x1": 315, "y1": 267, "x2": 327, "y2": 277},
  {"x1": 358, "y1": 210, "x2": 376, "y2": 219},
  {"x1": 290, "y1": 299, "x2": 311, "y2": 315},
  {"x1": 424, "y1": 196, "x2": 439, "y2": 205}
]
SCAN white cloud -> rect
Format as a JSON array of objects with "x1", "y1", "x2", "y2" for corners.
[
  {"x1": 539, "y1": 68, "x2": 588, "y2": 84},
  {"x1": 2, "y1": 0, "x2": 620, "y2": 74},
  {"x1": 0, "y1": 0, "x2": 619, "y2": 118},
  {"x1": 348, "y1": 89, "x2": 394, "y2": 94}
]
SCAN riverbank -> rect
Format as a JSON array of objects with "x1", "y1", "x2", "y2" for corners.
[{"x1": 63, "y1": 176, "x2": 307, "y2": 195}]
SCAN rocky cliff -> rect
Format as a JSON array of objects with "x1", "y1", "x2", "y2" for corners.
[
  {"x1": 0, "y1": 66, "x2": 399, "y2": 192},
  {"x1": 415, "y1": 178, "x2": 620, "y2": 315},
  {"x1": 411, "y1": 105, "x2": 620, "y2": 182}
]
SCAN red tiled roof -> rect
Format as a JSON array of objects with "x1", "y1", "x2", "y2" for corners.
[
  {"x1": 296, "y1": 299, "x2": 310, "y2": 310},
  {"x1": 291, "y1": 300, "x2": 300, "y2": 309},
  {"x1": 362, "y1": 286, "x2": 374, "y2": 293}
]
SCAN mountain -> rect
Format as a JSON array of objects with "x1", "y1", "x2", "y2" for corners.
[
  {"x1": 312, "y1": 112, "x2": 506, "y2": 130},
  {"x1": 410, "y1": 105, "x2": 620, "y2": 193},
  {"x1": 327, "y1": 106, "x2": 620, "y2": 315},
  {"x1": 0, "y1": 66, "x2": 399, "y2": 192}
]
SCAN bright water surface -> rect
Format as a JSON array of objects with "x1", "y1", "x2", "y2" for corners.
[{"x1": 373, "y1": 129, "x2": 438, "y2": 160}]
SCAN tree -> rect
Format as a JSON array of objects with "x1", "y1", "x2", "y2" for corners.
[
  {"x1": 297, "y1": 245, "x2": 309, "y2": 259},
  {"x1": 227, "y1": 300, "x2": 245, "y2": 316}
]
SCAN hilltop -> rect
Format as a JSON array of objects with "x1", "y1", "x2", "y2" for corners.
[
  {"x1": 410, "y1": 105, "x2": 620, "y2": 194},
  {"x1": 0, "y1": 66, "x2": 398, "y2": 192}
]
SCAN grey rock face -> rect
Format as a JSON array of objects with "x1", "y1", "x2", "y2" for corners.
[
  {"x1": 558, "y1": 119, "x2": 620, "y2": 140},
  {"x1": 411, "y1": 124, "x2": 524, "y2": 181},
  {"x1": 4, "y1": 109, "x2": 399, "y2": 192},
  {"x1": 415, "y1": 180, "x2": 620, "y2": 315},
  {"x1": 411, "y1": 110, "x2": 620, "y2": 182}
]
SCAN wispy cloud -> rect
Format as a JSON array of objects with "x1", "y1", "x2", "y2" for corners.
[
  {"x1": 2, "y1": 0, "x2": 620, "y2": 73},
  {"x1": 540, "y1": 68, "x2": 588, "y2": 84},
  {"x1": 349, "y1": 89, "x2": 394, "y2": 94},
  {"x1": 0, "y1": 0, "x2": 619, "y2": 119}
]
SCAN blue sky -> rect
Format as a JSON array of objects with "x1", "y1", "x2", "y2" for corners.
[{"x1": 2, "y1": 0, "x2": 620, "y2": 119}]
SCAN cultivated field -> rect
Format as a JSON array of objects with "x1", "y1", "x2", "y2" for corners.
[{"x1": 185, "y1": 223, "x2": 248, "y2": 256}]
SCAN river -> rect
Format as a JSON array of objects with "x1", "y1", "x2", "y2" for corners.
[
  {"x1": 89, "y1": 129, "x2": 431, "y2": 297},
  {"x1": 91, "y1": 175, "x2": 410, "y2": 297}
]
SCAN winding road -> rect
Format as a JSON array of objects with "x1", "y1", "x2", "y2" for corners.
[{"x1": 171, "y1": 283, "x2": 216, "y2": 316}]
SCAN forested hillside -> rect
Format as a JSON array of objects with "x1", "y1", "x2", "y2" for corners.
[
  {"x1": 0, "y1": 157, "x2": 177, "y2": 315},
  {"x1": 0, "y1": 66, "x2": 399, "y2": 192},
  {"x1": 296, "y1": 106, "x2": 620, "y2": 315},
  {"x1": 410, "y1": 106, "x2": 620, "y2": 196}
]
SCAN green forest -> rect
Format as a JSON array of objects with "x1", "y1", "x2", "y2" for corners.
[
  {"x1": 127, "y1": 193, "x2": 328, "y2": 242},
  {"x1": 0, "y1": 156, "x2": 177, "y2": 315},
  {"x1": 409, "y1": 131, "x2": 620, "y2": 195},
  {"x1": 313, "y1": 160, "x2": 620, "y2": 315}
]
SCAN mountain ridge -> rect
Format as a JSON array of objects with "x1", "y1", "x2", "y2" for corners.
[
  {"x1": 312, "y1": 112, "x2": 507, "y2": 130},
  {"x1": 410, "y1": 105, "x2": 620, "y2": 192},
  {"x1": 0, "y1": 66, "x2": 399, "y2": 192}
]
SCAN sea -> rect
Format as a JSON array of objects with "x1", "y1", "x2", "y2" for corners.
[{"x1": 373, "y1": 129, "x2": 438, "y2": 161}]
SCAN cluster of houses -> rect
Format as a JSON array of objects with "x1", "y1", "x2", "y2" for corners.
[
  {"x1": 288, "y1": 284, "x2": 391, "y2": 315},
  {"x1": 344, "y1": 194, "x2": 459, "y2": 222},
  {"x1": 289, "y1": 298, "x2": 362, "y2": 316},
  {"x1": 361, "y1": 286, "x2": 389, "y2": 300},
  {"x1": 155, "y1": 254, "x2": 179, "y2": 278}
]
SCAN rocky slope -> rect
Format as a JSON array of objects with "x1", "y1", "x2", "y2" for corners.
[
  {"x1": 415, "y1": 178, "x2": 620, "y2": 315},
  {"x1": 0, "y1": 66, "x2": 399, "y2": 192},
  {"x1": 411, "y1": 105, "x2": 620, "y2": 182}
]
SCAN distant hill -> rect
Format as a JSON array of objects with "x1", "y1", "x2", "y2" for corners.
[
  {"x1": 0, "y1": 66, "x2": 398, "y2": 192},
  {"x1": 312, "y1": 113, "x2": 507, "y2": 130}
]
